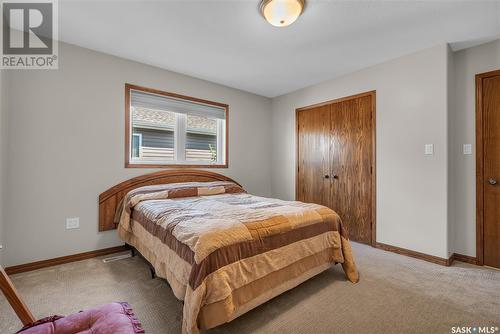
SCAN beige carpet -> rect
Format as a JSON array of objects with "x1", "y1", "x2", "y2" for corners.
[{"x1": 1, "y1": 243, "x2": 499, "y2": 334}]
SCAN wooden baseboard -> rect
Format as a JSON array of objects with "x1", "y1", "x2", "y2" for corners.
[
  {"x1": 450, "y1": 253, "x2": 478, "y2": 265},
  {"x1": 5, "y1": 245, "x2": 128, "y2": 275},
  {"x1": 3, "y1": 244, "x2": 480, "y2": 275},
  {"x1": 375, "y1": 242, "x2": 452, "y2": 266}
]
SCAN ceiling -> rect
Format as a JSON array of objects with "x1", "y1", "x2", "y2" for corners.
[{"x1": 58, "y1": 0, "x2": 500, "y2": 97}]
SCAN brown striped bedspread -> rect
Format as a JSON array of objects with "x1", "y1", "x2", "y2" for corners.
[{"x1": 117, "y1": 181, "x2": 359, "y2": 334}]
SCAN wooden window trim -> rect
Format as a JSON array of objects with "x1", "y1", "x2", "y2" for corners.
[{"x1": 125, "y1": 83, "x2": 229, "y2": 168}]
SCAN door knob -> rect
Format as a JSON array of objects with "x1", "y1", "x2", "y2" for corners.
[{"x1": 488, "y1": 178, "x2": 497, "y2": 185}]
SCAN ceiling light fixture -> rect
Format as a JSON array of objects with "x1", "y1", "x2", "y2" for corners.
[{"x1": 259, "y1": 0, "x2": 305, "y2": 27}]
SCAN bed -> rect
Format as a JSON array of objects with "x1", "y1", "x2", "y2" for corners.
[{"x1": 99, "y1": 170, "x2": 358, "y2": 334}]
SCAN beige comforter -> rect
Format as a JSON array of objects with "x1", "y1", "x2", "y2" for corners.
[{"x1": 117, "y1": 181, "x2": 358, "y2": 333}]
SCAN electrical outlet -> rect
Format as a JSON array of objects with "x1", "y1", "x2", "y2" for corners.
[
  {"x1": 463, "y1": 144, "x2": 472, "y2": 155},
  {"x1": 66, "y1": 217, "x2": 80, "y2": 230},
  {"x1": 424, "y1": 144, "x2": 434, "y2": 155}
]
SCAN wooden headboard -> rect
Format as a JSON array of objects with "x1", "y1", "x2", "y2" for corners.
[{"x1": 98, "y1": 170, "x2": 242, "y2": 231}]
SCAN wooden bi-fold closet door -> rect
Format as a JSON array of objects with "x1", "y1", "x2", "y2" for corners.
[
  {"x1": 296, "y1": 104, "x2": 331, "y2": 208},
  {"x1": 296, "y1": 92, "x2": 375, "y2": 245}
]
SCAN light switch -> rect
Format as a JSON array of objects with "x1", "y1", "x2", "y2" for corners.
[
  {"x1": 463, "y1": 144, "x2": 472, "y2": 155},
  {"x1": 66, "y1": 217, "x2": 80, "y2": 229},
  {"x1": 424, "y1": 144, "x2": 434, "y2": 155}
]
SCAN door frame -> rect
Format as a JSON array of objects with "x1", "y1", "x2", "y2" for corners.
[
  {"x1": 475, "y1": 69, "x2": 500, "y2": 266},
  {"x1": 295, "y1": 90, "x2": 377, "y2": 246}
]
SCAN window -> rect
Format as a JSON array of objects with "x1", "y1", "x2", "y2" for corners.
[
  {"x1": 125, "y1": 84, "x2": 228, "y2": 167},
  {"x1": 131, "y1": 133, "x2": 142, "y2": 158}
]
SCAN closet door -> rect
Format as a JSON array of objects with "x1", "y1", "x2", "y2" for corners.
[
  {"x1": 329, "y1": 94, "x2": 374, "y2": 244},
  {"x1": 296, "y1": 105, "x2": 331, "y2": 207}
]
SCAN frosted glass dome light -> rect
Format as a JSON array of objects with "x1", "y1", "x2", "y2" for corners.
[{"x1": 259, "y1": 0, "x2": 305, "y2": 27}]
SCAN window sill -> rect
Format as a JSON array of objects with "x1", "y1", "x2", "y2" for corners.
[{"x1": 125, "y1": 162, "x2": 228, "y2": 169}]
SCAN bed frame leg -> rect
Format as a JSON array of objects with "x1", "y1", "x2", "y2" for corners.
[
  {"x1": 149, "y1": 267, "x2": 156, "y2": 279},
  {"x1": 125, "y1": 244, "x2": 136, "y2": 257},
  {"x1": 124, "y1": 243, "x2": 156, "y2": 279}
]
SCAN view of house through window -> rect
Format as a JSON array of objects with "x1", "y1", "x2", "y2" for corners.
[
  {"x1": 127, "y1": 85, "x2": 227, "y2": 167},
  {"x1": 186, "y1": 114, "x2": 219, "y2": 162}
]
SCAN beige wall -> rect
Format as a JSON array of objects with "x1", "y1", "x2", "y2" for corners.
[
  {"x1": 5, "y1": 39, "x2": 500, "y2": 266},
  {"x1": 452, "y1": 39, "x2": 500, "y2": 257},
  {"x1": 447, "y1": 45, "x2": 455, "y2": 260},
  {"x1": 271, "y1": 45, "x2": 451, "y2": 259},
  {"x1": 3, "y1": 42, "x2": 272, "y2": 266},
  {"x1": 0, "y1": 70, "x2": 6, "y2": 266}
]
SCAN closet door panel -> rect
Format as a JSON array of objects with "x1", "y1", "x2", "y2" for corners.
[
  {"x1": 330, "y1": 95, "x2": 373, "y2": 244},
  {"x1": 296, "y1": 105, "x2": 331, "y2": 207}
]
